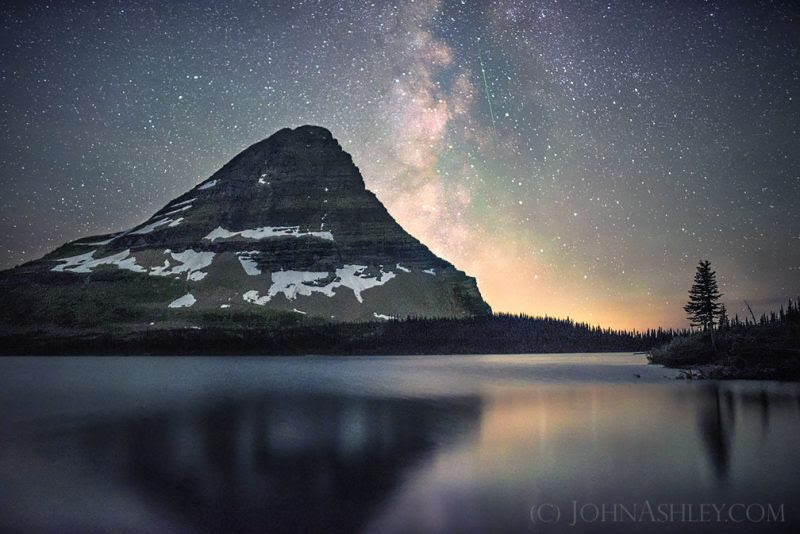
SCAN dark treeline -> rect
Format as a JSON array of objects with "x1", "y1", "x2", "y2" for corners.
[
  {"x1": 722, "y1": 298, "x2": 800, "y2": 329},
  {"x1": 650, "y1": 298, "x2": 800, "y2": 379},
  {"x1": 1, "y1": 312, "x2": 679, "y2": 356}
]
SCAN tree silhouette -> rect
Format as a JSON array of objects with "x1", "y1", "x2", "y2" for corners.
[
  {"x1": 684, "y1": 260, "x2": 723, "y2": 332},
  {"x1": 718, "y1": 304, "x2": 729, "y2": 330}
]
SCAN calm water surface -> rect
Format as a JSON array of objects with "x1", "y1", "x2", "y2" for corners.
[{"x1": 1, "y1": 353, "x2": 798, "y2": 533}]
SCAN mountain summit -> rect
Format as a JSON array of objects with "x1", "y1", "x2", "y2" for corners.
[{"x1": 1, "y1": 126, "x2": 490, "y2": 332}]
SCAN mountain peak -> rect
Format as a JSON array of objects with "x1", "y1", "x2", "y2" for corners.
[
  {"x1": 255, "y1": 125, "x2": 335, "y2": 148},
  {"x1": 210, "y1": 124, "x2": 359, "y2": 191},
  {"x1": 288, "y1": 124, "x2": 334, "y2": 139}
]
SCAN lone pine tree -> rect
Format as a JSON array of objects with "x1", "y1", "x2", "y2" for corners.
[{"x1": 684, "y1": 260, "x2": 723, "y2": 331}]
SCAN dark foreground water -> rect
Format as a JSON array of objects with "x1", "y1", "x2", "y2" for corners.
[{"x1": 1, "y1": 354, "x2": 799, "y2": 533}]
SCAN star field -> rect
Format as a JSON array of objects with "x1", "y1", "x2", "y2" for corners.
[{"x1": 1, "y1": 0, "x2": 798, "y2": 329}]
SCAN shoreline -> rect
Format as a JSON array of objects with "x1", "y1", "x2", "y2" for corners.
[{"x1": 671, "y1": 363, "x2": 798, "y2": 381}]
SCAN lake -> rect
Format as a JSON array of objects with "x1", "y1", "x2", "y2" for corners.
[{"x1": 1, "y1": 354, "x2": 798, "y2": 532}]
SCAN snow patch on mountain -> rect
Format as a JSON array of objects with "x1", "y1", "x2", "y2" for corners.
[
  {"x1": 169, "y1": 197, "x2": 196, "y2": 208},
  {"x1": 149, "y1": 249, "x2": 215, "y2": 280},
  {"x1": 52, "y1": 249, "x2": 146, "y2": 274},
  {"x1": 335, "y1": 265, "x2": 397, "y2": 303},
  {"x1": 396, "y1": 264, "x2": 411, "y2": 273},
  {"x1": 204, "y1": 225, "x2": 334, "y2": 242},
  {"x1": 197, "y1": 179, "x2": 218, "y2": 190},
  {"x1": 268, "y1": 270, "x2": 332, "y2": 300},
  {"x1": 160, "y1": 204, "x2": 192, "y2": 217},
  {"x1": 75, "y1": 234, "x2": 121, "y2": 246},
  {"x1": 114, "y1": 255, "x2": 147, "y2": 274},
  {"x1": 168, "y1": 293, "x2": 196, "y2": 308},
  {"x1": 373, "y1": 312, "x2": 396, "y2": 320},
  {"x1": 74, "y1": 208, "x2": 184, "y2": 247},
  {"x1": 52, "y1": 251, "x2": 97, "y2": 271},
  {"x1": 242, "y1": 290, "x2": 270, "y2": 306},
  {"x1": 236, "y1": 251, "x2": 262, "y2": 275},
  {"x1": 242, "y1": 264, "x2": 396, "y2": 306},
  {"x1": 131, "y1": 217, "x2": 180, "y2": 235},
  {"x1": 423, "y1": 268, "x2": 436, "y2": 276}
]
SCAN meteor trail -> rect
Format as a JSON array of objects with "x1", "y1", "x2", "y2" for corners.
[{"x1": 478, "y1": 48, "x2": 497, "y2": 132}]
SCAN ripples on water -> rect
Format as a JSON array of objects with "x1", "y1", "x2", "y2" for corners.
[{"x1": 0, "y1": 354, "x2": 798, "y2": 532}]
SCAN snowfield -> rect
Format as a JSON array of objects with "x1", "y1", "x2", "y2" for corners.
[
  {"x1": 52, "y1": 249, "x2": 146, "y2": 274},
  {"x1": 204, "y1": 225, "x2": 334, "y2": 242},
  {"x1": 149, "y1": 249, "x2": 215, "y2": 280},
  {"x1": 243, "y1": 265, "x2": 396, "y2": 305},
  {"x1": 54, "y1": 248, "x2": 214, "y2": 281}
]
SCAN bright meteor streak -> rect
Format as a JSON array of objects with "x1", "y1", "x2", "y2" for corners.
[{"x1": 478, "y1": 49, "x2": 497, "y2": 132}]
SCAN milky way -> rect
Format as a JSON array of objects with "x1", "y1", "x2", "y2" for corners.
[{"x1": 1, "y1": 0, "x2": 798, "y2": 329}]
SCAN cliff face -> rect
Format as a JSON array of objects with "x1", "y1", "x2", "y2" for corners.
[{"x1": 1, "y1": 126, "x2": 490, "y2": 331}]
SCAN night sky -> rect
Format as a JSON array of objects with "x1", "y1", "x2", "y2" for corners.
[{"x1": 1, "y1": 0, "x2": 798, "y2": 330}]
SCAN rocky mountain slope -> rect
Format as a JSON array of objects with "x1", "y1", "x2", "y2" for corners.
[{"x1": 0, "y1": 125, "x2": 490, "y2": 335}]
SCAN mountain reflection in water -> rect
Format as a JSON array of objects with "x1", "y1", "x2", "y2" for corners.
[{"x1": 1, "y1": 355, "x2": 799, "y2": 533}]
